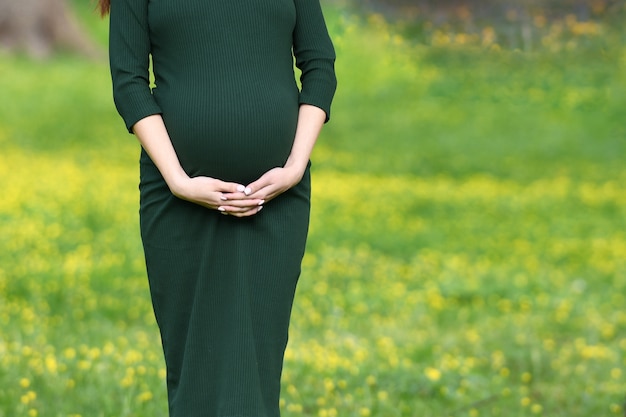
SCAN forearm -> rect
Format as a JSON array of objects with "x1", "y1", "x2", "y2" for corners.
[
  {"x1": 132, "y1": 114, "x2": 189, "y2": 195},
  {"x1": 222, "y1": 104, "x2": 327, "y2": 206},
  {"x1": 284, "y1": 104, "x2": 327, "y2": 175}
]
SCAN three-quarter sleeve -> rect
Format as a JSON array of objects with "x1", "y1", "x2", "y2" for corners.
[
  {"x1": 109, "y1": 0, "x2": 162, "y2": 133},
  {"x1": 293, "y1": 0, "x2": 338, "y2": 122}
]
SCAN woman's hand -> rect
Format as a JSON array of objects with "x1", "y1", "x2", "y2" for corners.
[
  {"x1": 171, "y1": 176, "x2": 264, "y2": 217},
  {"x1": 195, "y1": 105, "x2": 326, "y2": 217},
  {"x1": 219, "y1": 165, "x2": 304, "y2": 213},
  {"x1": 219, "y1": 105, "x2": 326, "y2": 216}
]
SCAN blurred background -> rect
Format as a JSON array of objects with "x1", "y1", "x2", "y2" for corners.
[{"x1": 1, "y1": 1, "x2": 625, "y2": 416}]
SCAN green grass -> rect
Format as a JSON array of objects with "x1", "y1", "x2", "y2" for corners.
[{"x1": 0, "y1": 3, "x2": 625, "y2": 417}]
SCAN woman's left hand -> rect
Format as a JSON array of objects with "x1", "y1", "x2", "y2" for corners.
[
  {"x1": 218, "y1": 165, "x2": 304, "y2": 214},
  {"x1": 220, "y1": 105, "x2": 326, "y2": 215}
]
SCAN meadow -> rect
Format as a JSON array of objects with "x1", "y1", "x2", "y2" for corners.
[{"x1": 0, "y1": 2, "x2": 625, "y2": 416}]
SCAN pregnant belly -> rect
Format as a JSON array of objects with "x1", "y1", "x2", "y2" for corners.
[{"x1": 158, "y1": 85, "x2": 300, "y2": 184}]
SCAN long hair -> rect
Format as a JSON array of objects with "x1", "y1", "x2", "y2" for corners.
[{"x1": 97, "y1": 0, "x2": 110, "y2": 16}]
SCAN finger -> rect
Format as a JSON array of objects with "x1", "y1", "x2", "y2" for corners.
[
  {"x1": 218, "y1": 197, "x2": 265, "y2": 207},
  {"x1": 241, "y1": 176, "x2": 274, "y2": 198},
  {"x1": 218, "y1": 201, "x2": 264, "y2": 212},
  {"x1": 220, "y1": 201, "x2": 264, "y2": 213},
  {"x1": 220, "y1": 205, "x2": 263, "y2": 218},
  {"x1": 220, "y1": 191, "x2": 249, "y2": 200},
  {"x1": 244, "y1": 175, "x2": 274, "y2": 197},
  {"x1": 246, "y1": 183, "x2": 281, "y2": 201},
  {"x1": 214, "y1": 180, "x2": 246, "y2": 194}
]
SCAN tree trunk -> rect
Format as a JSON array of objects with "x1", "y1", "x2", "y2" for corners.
[{"x1": 0, "y1": 0, "x2": 99, "y2": 59}]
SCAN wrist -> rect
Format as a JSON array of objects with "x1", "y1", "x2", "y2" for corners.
[
  {"x1": 284, "y1": 154, "x2": 308, "y2": 173},
  {"x1": 165, "y1": 169, "x2": 191, "y2": 198},
  {"x1": 283, "y1": 160, "x2": 307, "y2": 183}
]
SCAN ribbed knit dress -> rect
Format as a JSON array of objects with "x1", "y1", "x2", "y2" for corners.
[{"x1": 108, "y1": 1, "x2": 336, "y2": 416}]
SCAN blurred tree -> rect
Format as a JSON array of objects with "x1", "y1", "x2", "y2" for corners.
[
  {"x1": 361, "y1": 0, "x2": 620, "y2": 21},
  {"x1": 0, "y1": 0, "x2": 98, "y2": 58},
  {"x1": 349, "y1": 0, "x2": 622, "y2": 50}
]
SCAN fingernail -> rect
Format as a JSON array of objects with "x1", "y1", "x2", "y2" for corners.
[
  {"x1": 244, "y1": 187, "x2": 252, "y2": 196},
  {"x1": 218, "y1": 207, "x2": 225, "y2": 212},
  {"x1": 220, "y1": 195, "x2": 227, "y2": 201},
  {"x1": 258, "y1": 206, "x2": 263, "y2": 212},
  {"x1": 237, "y1": 185, "x2": 245, "y2": 192},
  {"x1": 258, "y1": 200, "x2": 265, "y2": 206}
]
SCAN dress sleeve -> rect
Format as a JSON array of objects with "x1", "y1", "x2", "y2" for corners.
[
  {"x1": 293, "y1": 0, "x2": 338, "y2": 122},
  {"x1": 109, "y1": 0, "x2": 162, "y2": 133}
]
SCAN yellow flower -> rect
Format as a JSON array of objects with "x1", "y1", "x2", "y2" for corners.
[
  {"x1": 424, "y1": 367, "x2": 442, "y2": 382},
  {"x1": 63, "y1": 347, "x2": 76, "y2": 360},
  {"x1": 136, "y1": 391, "x2": 153, "y2": 403},
  {"x1": 20, "y1": 391, "x2": 36, "y2": 405}
]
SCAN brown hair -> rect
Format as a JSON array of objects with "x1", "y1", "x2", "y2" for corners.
[{"x1": 97, "y1": 0, "x2": 110, "y2": 17}]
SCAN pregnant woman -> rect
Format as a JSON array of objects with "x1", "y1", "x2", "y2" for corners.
[{"x1": 99, "y1": 0, "x2": 337, "y2": 416}]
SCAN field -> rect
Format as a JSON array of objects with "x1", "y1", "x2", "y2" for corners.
[{"x1": 0, "y1": 2, "x2": 625, "y2": 416}]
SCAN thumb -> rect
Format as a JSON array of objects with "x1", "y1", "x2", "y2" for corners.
[
  {"x1": 243, "y1": 178, "x2": 265, "y2": 196},
  {"x1": 216, "y1": 180, "x2": 246, "y2": 193}
]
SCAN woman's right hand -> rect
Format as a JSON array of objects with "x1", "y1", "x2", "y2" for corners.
[{"x1": 170, "y1": 176, "x2": 264, "y2": 217}]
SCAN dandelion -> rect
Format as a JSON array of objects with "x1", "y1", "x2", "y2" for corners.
[
  {"x1": 136, "y1": 391, "x2": 153, "y2": 403},
  {"x1": 323, "y1": 378, "x2": 334, "y2": 393},
  {"x1": 63, "y1": 347, "x2": 76, "y2": 360},
  {"x1": 103, "y1": 342, "x2": 115, "y2": 356},
  {"x1": 424, "y1": 367, "x2": 442, "y2": 382},
  {"x1": 377, "y1": 390, "x2": 389, "y2": 401},
  {"x1": 20, "y1": 391, "x2": 36, "y2": 405},
  {"x1": 45, "y1": 354, "x2": 58, "y2": 374}
]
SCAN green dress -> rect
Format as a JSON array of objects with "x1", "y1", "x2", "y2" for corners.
[{"x1": 108, "y1": 0, "x2": 336, "y2": 416}]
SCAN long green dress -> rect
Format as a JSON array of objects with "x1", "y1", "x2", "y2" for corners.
[{"x1": 108, "y1": 0, "x2": 336, "y2": 416}]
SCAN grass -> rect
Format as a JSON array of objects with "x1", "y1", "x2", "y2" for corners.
[{"x1": 0, "y1": 2, "x2": 625, "y2": 417}]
